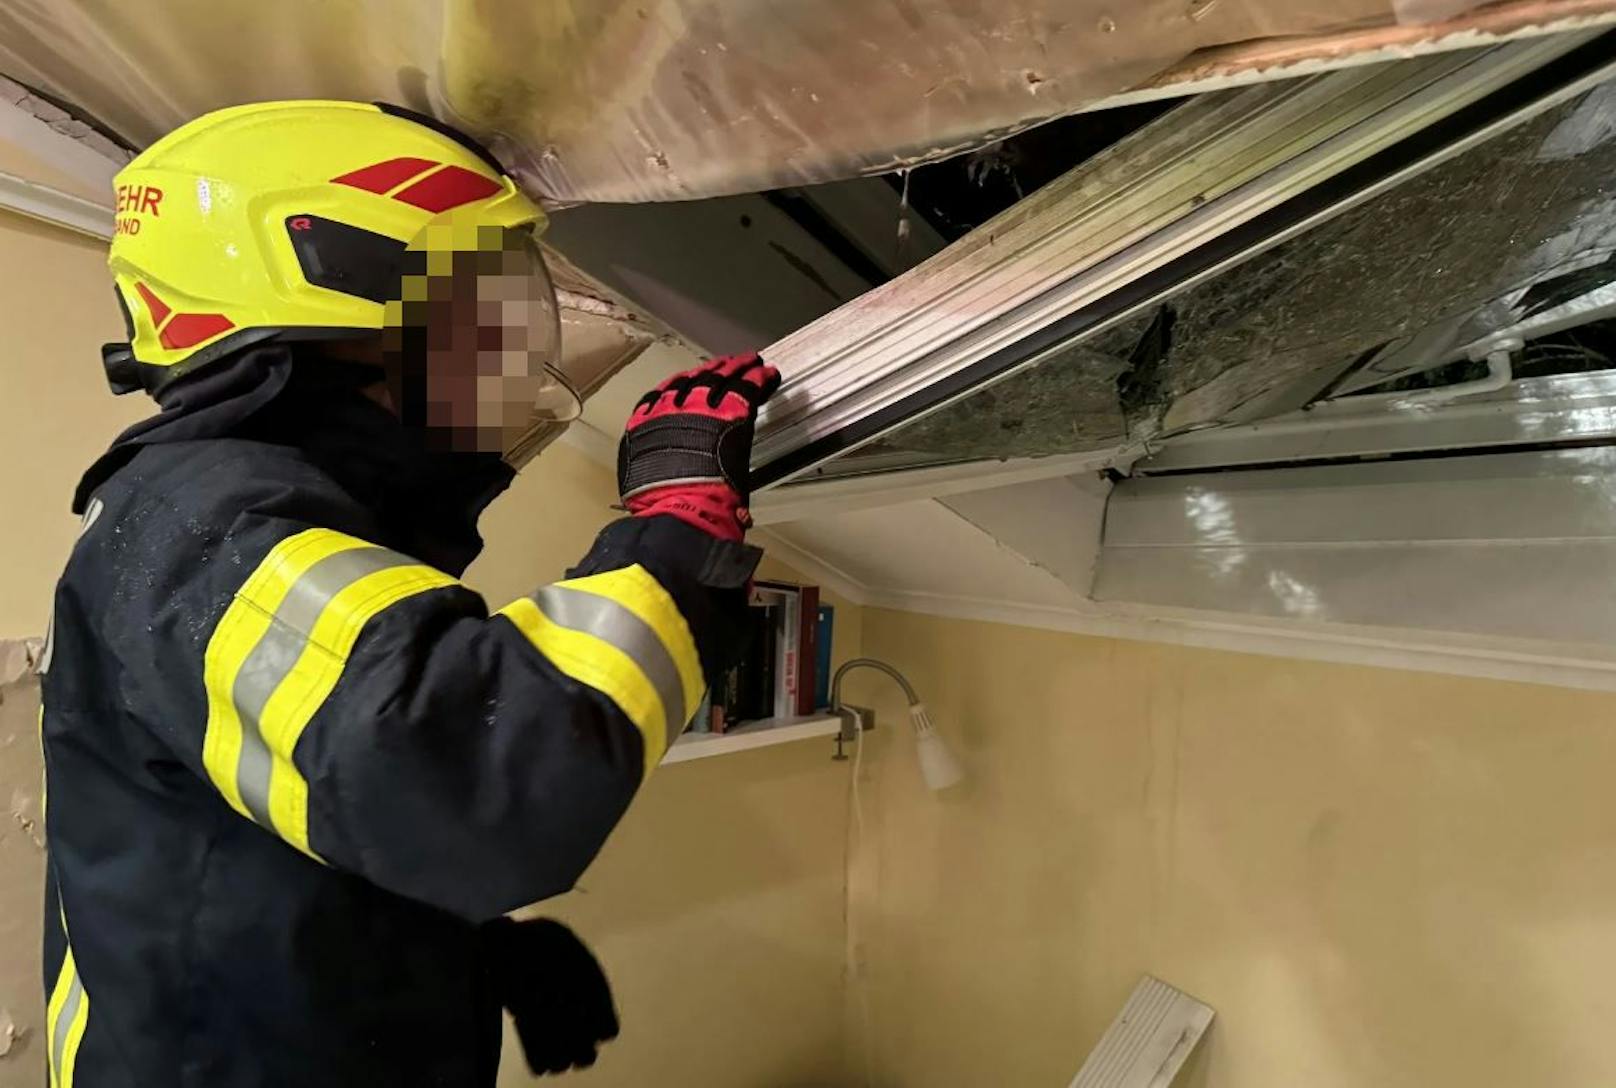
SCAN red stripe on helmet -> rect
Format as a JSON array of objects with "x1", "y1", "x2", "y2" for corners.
[
  {"x1": 133, "y1": 282, "x2": 171, "y2": 327},
  {"x1": 159, "y1": 312, "x2": 235, "y2": 350},
  {"x1": 331, "y1": 156, "x2": 438, "y2": 194},
  {"x1": 391, "y1": 165, "x2": 502, "y2": 213}
]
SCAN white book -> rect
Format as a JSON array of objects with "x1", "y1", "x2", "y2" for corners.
[{"x1": 751, "y1": 583, "x2": 801, "y2": 721}]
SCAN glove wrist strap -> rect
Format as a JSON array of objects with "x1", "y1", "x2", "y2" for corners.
[{"x1": 617, "y1": 415, "x2": 752, "y2": 502}]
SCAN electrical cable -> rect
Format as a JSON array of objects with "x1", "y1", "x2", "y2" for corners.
[{"x1": 845, "y1": 710, "x2": 875, "y2": 1087}]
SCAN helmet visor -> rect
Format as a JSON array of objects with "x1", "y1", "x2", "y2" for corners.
[{"x1": 386, "y1": 222, "x2": 580, "y2": 461}]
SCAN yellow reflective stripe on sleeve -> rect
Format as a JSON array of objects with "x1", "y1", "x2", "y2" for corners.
[
  {"x1": 497, "y1": 596, "x2": 672, "y2": 773},
  {"x1": 496, "y1": 564, "x2": 704, "y2": 772},
  {"x1": 202, "y1": 529, "x2": 371, "y2": 821},
  {"x1": 202, "y1": 528, "x2": 456, "y2": 857},
  {"x1": 555, "y1": 565, "x2": 704, "y2": 728},
  {"x1": 256, "y1": 562, "x2": 455, "y2": 853},
  {"x1": 46, "y1": 942, "x2": 89, "y2": 1088}
]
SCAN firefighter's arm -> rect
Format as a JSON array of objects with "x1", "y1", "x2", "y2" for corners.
[
  {"x1": 199, "y1": 352, "x2": 775, "y2": 919},
  {"x1": 191, "y1": 509, "x2": 757, "y2": 920}
]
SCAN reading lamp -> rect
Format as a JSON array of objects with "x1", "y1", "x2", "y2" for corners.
[{"x1": 829, "y1": 658, "x2": 964, "y2": 791}]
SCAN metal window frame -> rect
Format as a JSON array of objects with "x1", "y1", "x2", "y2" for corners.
[
  {"x1": 1133, "y1": 369, "x2": 1616, "y2": 475},
  {"x1": 751, "y1": 30, "x2": 1616, "y2": 490}
]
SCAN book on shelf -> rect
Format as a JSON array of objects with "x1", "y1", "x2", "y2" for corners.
[
  {"x1": 794, "y1": 585, "x2": 820, "y2": 715},
  {"x1": 813, "y1": 604, "x2": 834, "y2": 710},
  {"x1": 689, "y1": 689, "x2": 713, "y2": 735},
  {"x1": 703, "y1": 580, "x2": 830, "y2": 733},
  {"x1": 751, "y1": 582, "x2": 797, "y2": 720},
  {"x1": 712, "y1": 664, "x2": 742, "y2": 734}
]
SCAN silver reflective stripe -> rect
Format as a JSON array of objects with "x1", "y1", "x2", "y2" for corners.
[
  {"x1": 231, "y1": 545, "x2": 413, "y2": 827},
  {"x1": 533, "y1": 585, "x2": 688, "y2": 751},
  {"x1": 51, "y1": 967, "x2": 83, "y2": 1079}
]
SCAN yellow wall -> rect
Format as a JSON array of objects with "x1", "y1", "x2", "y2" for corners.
[
  {"x1": 847, "y1": 607, "x2": 1616, "y2": 1087},
  {"x1": 0, "y1": 207, "x2": 143, "y2": 1088},
  {"x1": 470, "y1": 444, "x2": 859, "y2": 1087},
  {"x1": 506, "y1": 739, "x2": 851, "y2": 1087},
  {"x1": 0, "y1": 211, "x2": 147, "y2": 637},
  {"x1": 12, "y1": 196, "x2": 1614, "y2": 1088},
  {"x1": 0, "y1": 657, "x2": 45, "y2": 1088}
]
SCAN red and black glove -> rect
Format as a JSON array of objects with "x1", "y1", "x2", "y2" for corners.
[{"x1": 618, "y1": 352, "x2": 782, "y2": 542}]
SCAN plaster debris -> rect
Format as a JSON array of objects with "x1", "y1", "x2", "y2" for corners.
[
  {"x1": 9, "y1": 789, "x2": 42, "y2": 851},
  {"x1": 0, "y1": 639, "x2": 40, "y2": 688}
]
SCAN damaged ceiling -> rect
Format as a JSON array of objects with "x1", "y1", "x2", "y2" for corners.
[
  {"x1": 0, "y1": 0, "x2": 1568, "y2": 205},
  {"x1": 844, "y1": 78, "x2": 1616, "y2": 467},
  {"x1": 9, "y1": 2, "x2": 1616, "y2": 485}
]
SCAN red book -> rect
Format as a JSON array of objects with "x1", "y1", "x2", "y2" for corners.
[{"x1": 795, "y1": 585, "x2": 820, "y2": 716}]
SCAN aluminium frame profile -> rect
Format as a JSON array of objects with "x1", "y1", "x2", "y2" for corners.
[
  {"x1": 751, "y1": 30, "x2": 1616, "y2": 489},
  {"x1": 1134, "y1": 368, "x2": 1616, "y2": 476}
]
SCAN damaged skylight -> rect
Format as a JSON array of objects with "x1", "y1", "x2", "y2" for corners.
[{"x1": 801, "y1": 74, "x2": 1616, "y2": 478}]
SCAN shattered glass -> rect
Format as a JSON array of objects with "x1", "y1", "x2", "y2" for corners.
[
  {"x1": 862, "y1": 329, "x2": 1139, "y2": 463},
  {"x1": 830, "y1": 83, "x2": 1616, "y2": 472}
]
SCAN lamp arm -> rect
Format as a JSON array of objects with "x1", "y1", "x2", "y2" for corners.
[{"x1": 830, "y1": 657, "x2": 922, "y2": 708}]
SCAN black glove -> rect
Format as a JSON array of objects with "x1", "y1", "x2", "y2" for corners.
[{"x1": 480, "y1": 917, "x2": 620, "y2": 1075}]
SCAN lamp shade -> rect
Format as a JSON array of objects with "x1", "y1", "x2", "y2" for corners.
[{"x1": 909, "y1": 704, "x2": 964, "y2": 791}]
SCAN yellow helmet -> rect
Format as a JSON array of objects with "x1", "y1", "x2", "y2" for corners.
[{"x1": 103, "y1": 100, "x2": 554, "y2": 397}]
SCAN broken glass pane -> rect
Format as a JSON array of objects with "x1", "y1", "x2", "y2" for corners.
[{"x1": 818, "y1": 82, "x2": 1616, "y2": 476}]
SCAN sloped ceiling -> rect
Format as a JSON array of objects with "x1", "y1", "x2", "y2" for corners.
[
  {"x1": 0, "y1": 0, "x2": 1496, "y2": 204},
  {"x1": 762, "y1": 498, "x2": 1088, "y2": 609}
]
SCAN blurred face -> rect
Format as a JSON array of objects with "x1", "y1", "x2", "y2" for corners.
[{"x1": 384, "y1": 225, "x2": 578, "y2": 459}]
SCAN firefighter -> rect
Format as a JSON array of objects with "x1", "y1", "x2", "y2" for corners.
[{"x1": 39, "y1": 101, "x2": 779, "y2": 1085}]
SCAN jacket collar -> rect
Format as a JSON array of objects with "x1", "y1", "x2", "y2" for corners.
[{"x1": 75, "y1": 344, "x2": 515, "y2": 576}]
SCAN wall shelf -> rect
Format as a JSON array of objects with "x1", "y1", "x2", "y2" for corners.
[{"x1": 663, "y1": 714, "x2": 841, "y2": 764}]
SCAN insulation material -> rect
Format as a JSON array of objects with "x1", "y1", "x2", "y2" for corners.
[
  {"x1": 0, "y1": 0, "x2": 1489, "y2": 205},
  {"x1": 852, "y1": 84, "x2": 1616, "y2": 465},
  {"x1": 0, "y1": 640, "x2": 43, "y2": 1085}
]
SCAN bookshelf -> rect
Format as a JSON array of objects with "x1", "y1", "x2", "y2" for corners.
[
  {"x1": 676, "y1": 578, "x2": 838, "y2": 761},
  {"x1": 663, "y1": 713, "x2": 842, "y2": 764}
]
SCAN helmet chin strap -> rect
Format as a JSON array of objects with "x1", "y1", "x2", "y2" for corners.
[
  {"x1": 384, "y1": 325, "x2": 432, "y2": 435},
  {"x1": 101, "y1": 342, "x2": 142, "y2": 395}
]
